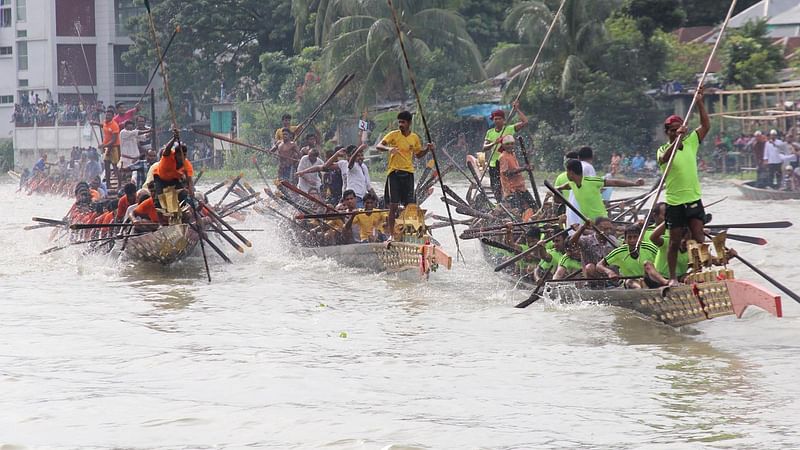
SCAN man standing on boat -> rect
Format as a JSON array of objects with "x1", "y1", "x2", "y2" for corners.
[
  {"x1": 375, "y1": 111, "x2": 432, "y2": 236},
  {"x1": 557, "y1": 159, "x2": 643, "y2": 221},
  {"x1": 656, "y1": 85, "x2": 710, "y2": 286},
  {"x1": 482, "y1": 101, "x2": 528, "y2": 201}
]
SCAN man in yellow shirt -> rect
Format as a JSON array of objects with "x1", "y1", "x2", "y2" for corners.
[
  {"x1": 375, "y1": 111, "x2": 433, "y2": 235},
  {"x1": 350, "y1": 192, "x2": 387, "y2": 242}
]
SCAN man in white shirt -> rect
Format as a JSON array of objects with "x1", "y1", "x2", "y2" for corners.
[
  {"x1": 566, "y1": 146, "x2": 597, "y2": 228},
  {"x1": 764, "y1": 130, "x2": 796, "y2": 188},
  {"x1": 295, "y1": 148, "x2": 324, "y2": 193},
  {"x1": 336, "y1": 144, "x2": 376, "y2": 208}
]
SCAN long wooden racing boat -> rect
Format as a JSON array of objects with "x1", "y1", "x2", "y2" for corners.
[
  {"x1": 301, "y1": 240, "x2": 452, "y2": 278},
  {"x1": 541, "y1": 271, "x2": 782, "y2": 327},
  {"x1": 458, "y1": 174, "x2": 784, "y2": 327},
  {"x1": 734, "y1": 179, "x2": 800, "y2": 201},
  {"x1": 122, "y1": 223, "x2": 202, "y2": 265}
]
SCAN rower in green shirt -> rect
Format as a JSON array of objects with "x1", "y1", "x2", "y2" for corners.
[
  {"x1": 598, "y1": 225, "x2": 659, "y2": 289},
  {"x1": 483, "y1": 100, "x2": 528, "y2": 202},
  {"x1": 657, "y1": 85, "x2": 710, "y2": 286},
  {"x1": 555, "y1": 159, "x2": 644, "y2": 221}
]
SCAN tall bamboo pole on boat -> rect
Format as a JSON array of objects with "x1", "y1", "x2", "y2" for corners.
[
  {"x1": 143, "y1": 0, "x2": 212, "y2": 281},
  {"x1": 386, "y1": 0, "x2": 463, "y2": 262},
  {"x1": 478, "y1": 0, "x2": 567, "y2": 188},
  {"x1": 632, "y1": 0, "x2": 738, "y2": 257}
]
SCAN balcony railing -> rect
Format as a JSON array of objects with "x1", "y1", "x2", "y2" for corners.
[{"x1": 115, "y1": 72, "x2": 147, "y2": 87}]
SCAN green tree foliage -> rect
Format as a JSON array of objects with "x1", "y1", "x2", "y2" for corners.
[
  {"x1": 622, "y1": 0, "x2": 685, "y2": 38},
  {"x1": 125, "y1": 0, "x2": 296, "y2": 119},
  {"x1": 488, "y1": 0, "x2": 617, "y2": 93},
  {"x1": 656, "y1": 31, "x2": 709, "y2": 84},
  {"x1": 316, "y1": 0, "x2": 486, "y2": 110},
  {"x1": 720, "y1": 19, "x2": 785, "y2": 88},
  {"x1": 451, "y1": 0, "x2": 518, "y2": 58}
]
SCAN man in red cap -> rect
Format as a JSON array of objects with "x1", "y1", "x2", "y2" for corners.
[
  {"x1": 656, "y1": 85, "x2": 710, "y2": 286},
  {"x1": 482, "y1": 100, "x2": 528, "y2": 201}
]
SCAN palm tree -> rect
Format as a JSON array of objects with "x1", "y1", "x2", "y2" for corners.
[
  {"x1": 487, "y1": 0, "x2": 619, "y2": 94},
  {"x1": 317, "y1": 0, "x2": 486, "y2": 109}
]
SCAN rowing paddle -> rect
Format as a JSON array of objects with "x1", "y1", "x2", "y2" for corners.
[
  {"x1": 732, "y1": 254, "x2": 800, "y2": 304},
  {"x1": 295, "y1": 209, "x2": 389, "y2": 220},
  {"x1": 706, "y1": 221, "x2": 792, "y2": 230},
  {"x1": 69, "y1": 222, "x2": 134, "y2": 230},
  {"x1": 199, "y1": 200, "x2": 252, "y2": 247},
  {"x1": 206, "y1": 219, "x2": 244, "y2": 253},
  {"x1": 493, "y1": 228, "x2": 569, "y2": 272},
  {"x1": 40, "y1": 233, "x2": 148, "y2": 254},
  {"x1": 708, "y1": 230, "x2": 767, "y2": 246},
  {"x1": 32, "y1": 217, "x2": 67, "y2": 226},
  {"x1": 515, "y1": 269, "x2": 585, "y2": 308}
]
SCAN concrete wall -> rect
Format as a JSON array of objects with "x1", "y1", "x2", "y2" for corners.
[{"x1": 12, "y1": 123, "x2": 97, "y2": 170}]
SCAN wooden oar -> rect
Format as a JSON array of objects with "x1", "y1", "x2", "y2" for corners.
[
  {"x1": 218, "y1": 191, "x2": 260, "y2": 215},
  {"x1": 193, "y1": 168, "x2": 204, "y2": 185},
  {"x1": 480, "y1": 238, "x2": 518, "y2": 253},
  {"x1": 192, "y1": 128, "x2": 291, "y2": 161},
  {"x1": 207, "y1": 220, "x2": 244, "y2": 253},
  {"x1": 199, "y1": 200, "x2": 252, "y2": 247},
  {"x1": 296, "y1": 209, "x2": 389, "y2": 220},
  {"x1": 430, "y1": 219, "x2": 474, "y2": 229},
  {"x1": 463, "y1": 217, "x2": 559, "y2": 234},
  {"x1": 732, "y1": 254, "x2": 800, "y2": 304},
  {"x1": 204, "y1": 179, "x2": 228, "y2": 197},
  {"x1": 220, "y1": 200, "x2": 259, "y2": 219},
  {"x1": 706, "y1": 221, "x2": 792, "y2": 230},
  {"x1": 215, "y1": 173, "x2": 243, "y2": 208},
  {"x1": 25, "y1": 223, "x2": 58, "y2": 231},
  {"x1": 279, "y1": 180, "x2": 337, "y2": 213},
  {"x1": 708, "y1": 230, "x2": 767, "y2": 245},
  {"x1": 515, "y1": 269, "x2": 582, "y2": 308},
  {"x1": 252, "y1": 156, "x2": 272, "y2": 188},
  {"x1": 704, "y1": 196, "x2": 727, "y2": 208},
  {"x1": 32, "y1": 217, "x2": 67, "y2": 226},
  {"x1": 69, "y1": 222, "x2": 134, "y2": 230},
  {"x1": 494, "y1": 228, "x2": 569, "y2": 272},
  {"x1": 41, "y1": 233, "x2": 148, "y2": 255},
  {"x1": 292, "y1": 74, "x2": 355, "y2": 140}
]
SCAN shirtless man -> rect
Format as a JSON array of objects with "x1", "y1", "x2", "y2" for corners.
[{"x1": 275, "y1": 128, "x2": 300, "y2": 182}]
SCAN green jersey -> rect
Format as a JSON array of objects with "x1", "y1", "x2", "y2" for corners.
[
  {"x1": 484, "y1": 125, "x2": 516, "y2": 167},
  {"x1": 539, "y1": 247, "x2": 564, "y2": 271},
  {"x1": 651, "y1": 234, "x2": 689, "y2": 278},
  {"x1": 657, "y1": 130, "x2": 702, "y2": 206},
  {"x1": 604, "y1": 242, "x2": 658, "y2": 277},
  {"x1": 558, "y1": 254, "x2": 583, "y2": 271},
  {"x1": 568, "y1": 176, "x2": 607, "y2": 220}
]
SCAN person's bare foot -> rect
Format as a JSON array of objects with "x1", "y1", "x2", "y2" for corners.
[{"x1": 668, "y1": 279, "x2": 680, "y2": 287}]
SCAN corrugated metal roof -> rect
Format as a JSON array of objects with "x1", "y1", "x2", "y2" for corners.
[
  {"x1": 729, "y1": 0, "x2": 798, "y2": 27},
  {"x1": 769, "y1": 4, "x2": 800, "y2": 25}
]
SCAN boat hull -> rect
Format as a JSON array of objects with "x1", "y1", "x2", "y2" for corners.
[
  {"x1": 734, "y1": 179, "x2": 800, "y2": 201},
  {"x1": 122, "y1": 223, "x2": 200, "y2": 265},
  {"x1": 301, "y1": 241, "x2": 452, "y2": 278}
]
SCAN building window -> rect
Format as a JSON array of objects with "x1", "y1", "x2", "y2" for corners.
[
  {"x1": 16, "y1": 29, "x2": 26, "y2": 37},
  {"x1": 15, "y1": 0, "x2": 23, "y2": 22},
  {"x1": 0, "y1": 95, "x2": 14, "y2": 104},
  {"x1": 0, "y1": 46, "x2": 11, "y2": 55},
  {"x1": 115, "y1": 0, "x2": 142, "y2": 37},
  {"x1": 113, "y1": 45, "x2": 147, "y2": 86},
  {"x1": 55, "y1": 0, "x2": 95, "y2": 37},
  {"x1": 18, "y1": 79, "x2": 27, "y2": 87},
  {"x1": 1, "y1": 0, "x2": 11, "y2": 27},
  {"x1": 17, "y1": 41, "x2": 27, "y2": 70},
  {"x1": 57, "y1": 44, "x2": 96, "y2": 85}
]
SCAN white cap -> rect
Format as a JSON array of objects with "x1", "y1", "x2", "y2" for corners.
[
  {"x1": 770, "y1": 129, "x2": 778, "y2": 135},
  {"x1": 501, "y1": 135, "x2": 515, "y2": 144},
  {"x1": 754, "y1": 130, "x2": 762, "y2": 136}
]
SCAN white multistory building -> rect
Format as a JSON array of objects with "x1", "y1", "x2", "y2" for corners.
[{"x1": 1, "y1": 0, "x2": 154, "y2": 168}]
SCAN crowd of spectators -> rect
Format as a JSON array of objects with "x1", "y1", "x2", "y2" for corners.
[{"x1": 11, "y1": 91, "x2": 108, "y2": 126}]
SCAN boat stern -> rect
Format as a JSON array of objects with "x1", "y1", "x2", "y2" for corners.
[{"x1": 723, "y1": 279, "x2": 782, "y2": 319}]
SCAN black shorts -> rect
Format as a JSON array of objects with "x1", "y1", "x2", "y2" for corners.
[
  {"x1": 385, "y1": 170, "x2": 415, "y2": 205},
  {"x1": 665, "y1": 199, "x2": 705, "y2": 229}
]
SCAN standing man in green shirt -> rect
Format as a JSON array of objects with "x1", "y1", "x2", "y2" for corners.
[
  {"x1": 657, "y1": 85, "x2": 710, "y2": 286},
  {"x1": 483, "y1": 100, "x2": 528, "y2": 201},
  {"x1": 556, "y1": 159, "x2": 643, "y2": 221}
]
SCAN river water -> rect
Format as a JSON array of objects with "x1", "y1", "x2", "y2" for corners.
[{"x1": 1, "y1": 177, "x2": 799, "y2": 449}]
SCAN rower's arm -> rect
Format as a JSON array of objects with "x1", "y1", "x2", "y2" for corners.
[
  {"x1": 649, "y1": 222, "x2": 666, "y2": 247},
  {"x1": 568, "y1": 223, "x2": 587, "y2": 247},
  {"x1": 555, "y1": 182, "x2": 571, "y2": 191},
  {"x1": 597, "y1": 258, "x2": 618, "y2": 278},
  {"x1": 512, "y1": 100, "x2": 528, "y2": 131},
  {"x1": 604, "y1": 178, "x2": 644, "y2": 188},
  {"x1": 695, "y1": 86, "x2": 710, "y2": 142}
]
